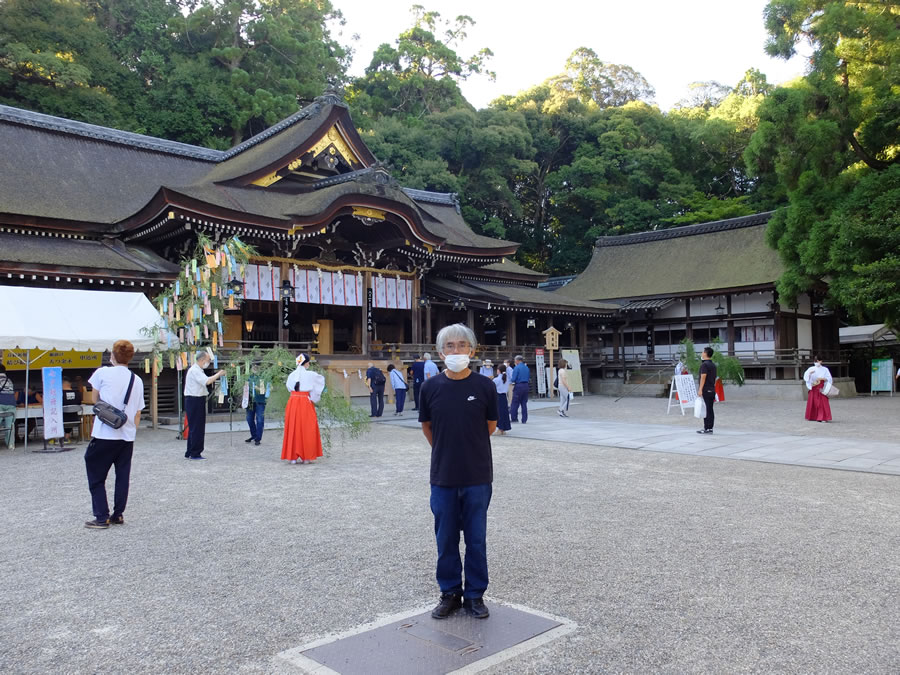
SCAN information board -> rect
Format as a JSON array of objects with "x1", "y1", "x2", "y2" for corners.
[
  {"x1": 560, "y1": 349, "x2": 584, "y2": 394},
  {"x1": 871, "y1": 358, "x2": 894, "y2": 395},
  {"x1": 535, "y1": 349, "x2": 546, "y2": 395},
  {"x1": 667, "y1": 374, "x2": 698, "y2": 415}
]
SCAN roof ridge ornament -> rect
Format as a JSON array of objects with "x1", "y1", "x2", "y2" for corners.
[{"x1": 315, "y1": 86, "x2": 346, "y2": 108}]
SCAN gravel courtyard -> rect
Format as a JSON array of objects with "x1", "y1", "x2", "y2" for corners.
[{"x1": 1, "y1": 397, "x2": 898, "y2": 673}]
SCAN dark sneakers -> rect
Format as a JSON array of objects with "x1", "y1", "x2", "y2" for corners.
[
  {"x1": 463, "y1": 597, "x2": 490, "y2": 619},
  {"x1": 431, "y1": 593, "x2": 462, "y2": 619},
  {"x1": 696, "y1": 429, "x2": 713, "y2": 434},
  {"x1": 84, "y1": 519, "x2": 109, "y2": 529},
  {"x1": 109, "y1": 515, "x2": 124, "y2": 525},
  {"x1": 245, "y1": 437, "x2": 254, "y2": 443}
]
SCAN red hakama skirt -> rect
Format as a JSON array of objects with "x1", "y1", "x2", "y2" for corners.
[
  {"x1": 805, "y1": 382, "x2": 832, "y2": 422},
  {"x1": 281, "y1": 391, "x2": 323, "y2": 462}
]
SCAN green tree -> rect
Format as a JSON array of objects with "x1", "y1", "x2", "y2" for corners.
[
  {"x1": 0, "y1": 0, "x2": 138, "y2": 126},
  {"x1": 347, "y1": 5, "x2": 494, "y2": 124},
  {"x1": 749, "y1": 1, "x2": 899, "y2": 326},
  {"x1": 549, "y1": 47, "x2": 655, "y2": 109}
]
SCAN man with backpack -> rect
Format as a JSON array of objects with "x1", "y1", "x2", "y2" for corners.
[{"x1": 365, "y1": 362, "x2": 385, "y2": 418}]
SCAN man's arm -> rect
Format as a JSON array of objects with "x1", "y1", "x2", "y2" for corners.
[
  {"x1": 487, "y1": 420, "x2": 497, "y2": 436},
  {"x1": 421, "y1": 421, "x2": 433, "y2": 446},
  {"x1": 134, "y1": 410, "x2": 142, "y2": 427},
  {"x1": 698, "y1": 373, "x2": 707, "y2": 392}
]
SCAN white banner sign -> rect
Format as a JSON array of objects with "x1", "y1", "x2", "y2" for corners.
[
  {"x1": 535, "y1": 349, "x2": 546, "y2": 395},
  {"x1": 667, "y1": 374, "x2": 698, "y2": 416},
  {"x1": 41, "y1": 366, "x2": 64, "y2": 439}
]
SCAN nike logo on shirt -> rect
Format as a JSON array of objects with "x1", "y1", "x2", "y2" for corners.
[{"x1": 467, "y1": 396, "x2": 476, "y2": 401}]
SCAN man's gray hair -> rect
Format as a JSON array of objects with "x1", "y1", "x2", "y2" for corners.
[
  {"x1": 514, "y1": 354, "x2": 524, "y2": 362},
  {"x1": 436, "y1": 323, "x2": 477, "y2": 354},
  {"x1": 423, "y1": 352, "x2": 432, "y2": 360}
]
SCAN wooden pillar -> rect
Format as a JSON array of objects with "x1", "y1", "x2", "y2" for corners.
[
  {"x1": 151, "y1": 357, "x2": 158, "y2": 429},
  {"x1": 578, "y1": 319, "x2": 588, "y2": 349},
  {"x1": 466, "y1": 307, "x2": 475, "y2": 331},
  {"x1": 684, "y1": 299, "x2": 692, "y2": 340},
  {"x1": 411, "y1": 278, "x2": 421, "y2": 344},
  {"x1": 425, "y1": 303, "x2": 432, "y2": 345},
  {"x1": 362, "y1": 272, "x2": 371, "y2": 356},
  {"x1": 507, "y1": 314, "x2": 516, "y2": 348},
  {"x1": 726, "y1": 295, "x2": 735, "y2": 356}
]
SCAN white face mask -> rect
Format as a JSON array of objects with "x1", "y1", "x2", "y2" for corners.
[{"x1": 442, "y1": 354, "x2": 470, "y2": 373}]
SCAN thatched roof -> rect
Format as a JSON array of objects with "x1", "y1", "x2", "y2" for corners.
[{"x1": 559, "y1": 212, "x2": 781, "y2": 301}]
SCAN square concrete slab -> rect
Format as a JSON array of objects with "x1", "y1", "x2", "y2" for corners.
[{"x1": 277, "y1": 601, "x2": 575, "y2": 674}]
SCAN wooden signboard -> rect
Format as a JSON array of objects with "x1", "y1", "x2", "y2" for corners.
[{"x1": 560, "y1": 349, "x2": 584, "y2": 394}]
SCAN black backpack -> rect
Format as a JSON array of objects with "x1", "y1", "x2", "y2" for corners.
[{"x1": 370, "y1": 369, "x2": 385, "y2": 385}]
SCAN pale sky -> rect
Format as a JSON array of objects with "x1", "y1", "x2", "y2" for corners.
[{"x1": 329, "y1": 0, "x2": 809, "y2": 110}]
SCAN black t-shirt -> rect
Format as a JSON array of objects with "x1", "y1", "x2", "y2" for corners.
[
  {"x1": 700, "y1": 360, "x2": 717, "y2": 392},
  {"x1": 419, "y1": 371, "x2": 498, "y2": 487}
]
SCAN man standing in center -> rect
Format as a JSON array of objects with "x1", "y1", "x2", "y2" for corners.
[
  {"x1": 509, "y1": 354, "x2": 531, "y2": 424},
  {"x1": 697, "y1": 346, "x2": 718, "y2": 434},
  {"x1": 420, "y1": 323, "x2": 497, "y2": 620}
]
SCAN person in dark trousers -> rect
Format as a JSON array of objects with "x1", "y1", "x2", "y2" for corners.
[
  {"x1": 509, "y1": 354, "x2": 531, "y2": 424},
  {"x1": 365, "y1": 362, "x2": 385, "y2": 417},
  {"x1": 697, "y1": 346, "x2": 718, "y2": 434},
  {"x1": 410, "y1": 354, "x2": 425, "y2": 410},
  {"x1": 420, "y1": 323, "x2": 498, "y2": 621},
  {"x1": 245, "y1": 364, "x2": 267, "y2": 446},
  {"x1": 84, "y1": 340, "x2": 144, "y2": 529},
  {"x1": 183, "y1": 349, "x2": 226, "y2": 459},
  {"x1": 387, "y1": 363, "x2": 408, "y2": 415}
]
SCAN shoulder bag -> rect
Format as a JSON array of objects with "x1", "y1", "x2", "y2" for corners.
[{"x1": 93, "y1": 372, "x2": 136, "y2": 429}]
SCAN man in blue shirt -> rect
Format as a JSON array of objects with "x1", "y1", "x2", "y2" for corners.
[
  {"x1": 509, "y1": 355, "x2": 531, "y2": 424},
  {"x1": 410, "y1": 354, "x2": 425, "y2": 411},
  {"x1": 423, "y1": 352, "x2": 439, "y2": 380}
]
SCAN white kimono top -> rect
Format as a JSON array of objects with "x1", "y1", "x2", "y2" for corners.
[
  {"x1": 285, "y1": 367, "x2": 326, "y2": 403},
  {"x1": 803, "y1": 364, "x2": 833, "y2": 391}
]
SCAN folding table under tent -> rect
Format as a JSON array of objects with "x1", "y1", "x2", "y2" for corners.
[{"x1": 0, "y1": 286, "x2": 173, "y2": 451}]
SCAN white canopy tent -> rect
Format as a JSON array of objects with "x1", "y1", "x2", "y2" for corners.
[
  {"x1": 0, "y1": 286, "x2": 168, "y2": 352},
  {"x1": 0, "y1": 286, "x2": 174, "y2": 448}
]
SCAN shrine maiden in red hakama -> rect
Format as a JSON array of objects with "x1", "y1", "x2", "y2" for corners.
[
  {"x1": 803, "y1": 358, "x2": 833, "y2": 422},
  {"x1": 281, "y1": 353, "x2": 326, "y2": 464}
]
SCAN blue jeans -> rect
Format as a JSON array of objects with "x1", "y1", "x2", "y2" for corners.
[
  {"x1": 510, "y1": 382, "x2": 529, "y2": 423},
  {"x1": 246, "y1": 402, "x2": 265, "y2": 441},
  {"x1": 395, "y1": 389, "x2": 406, "y2": 413},
  {"x1": 430, "y1": 484, "x2": 492, "y2": 599}
]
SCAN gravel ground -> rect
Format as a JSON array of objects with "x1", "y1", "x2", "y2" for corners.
[{"x1": 0, "y1": 400, "x2": 898, "y2": 674}]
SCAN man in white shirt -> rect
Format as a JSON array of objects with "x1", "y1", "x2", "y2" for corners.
[
  {"x1": 184, "y1": 349, "x2": 226, "y2": 460},
  {"x1": 478, "y1": 359, "x2": 494, "y2": 378},
  {"x1": 84, "y1": 340, "x2": 145, "y2": 529}
]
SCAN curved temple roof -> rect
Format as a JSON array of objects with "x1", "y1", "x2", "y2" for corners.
[{"x1": 0, "y1": 98, "x2": 517, "y2": 257}]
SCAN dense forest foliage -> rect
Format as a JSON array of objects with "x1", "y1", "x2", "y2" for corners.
[{"x1": 1, "y1": 1, "x2": 896, "y2": 326}]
